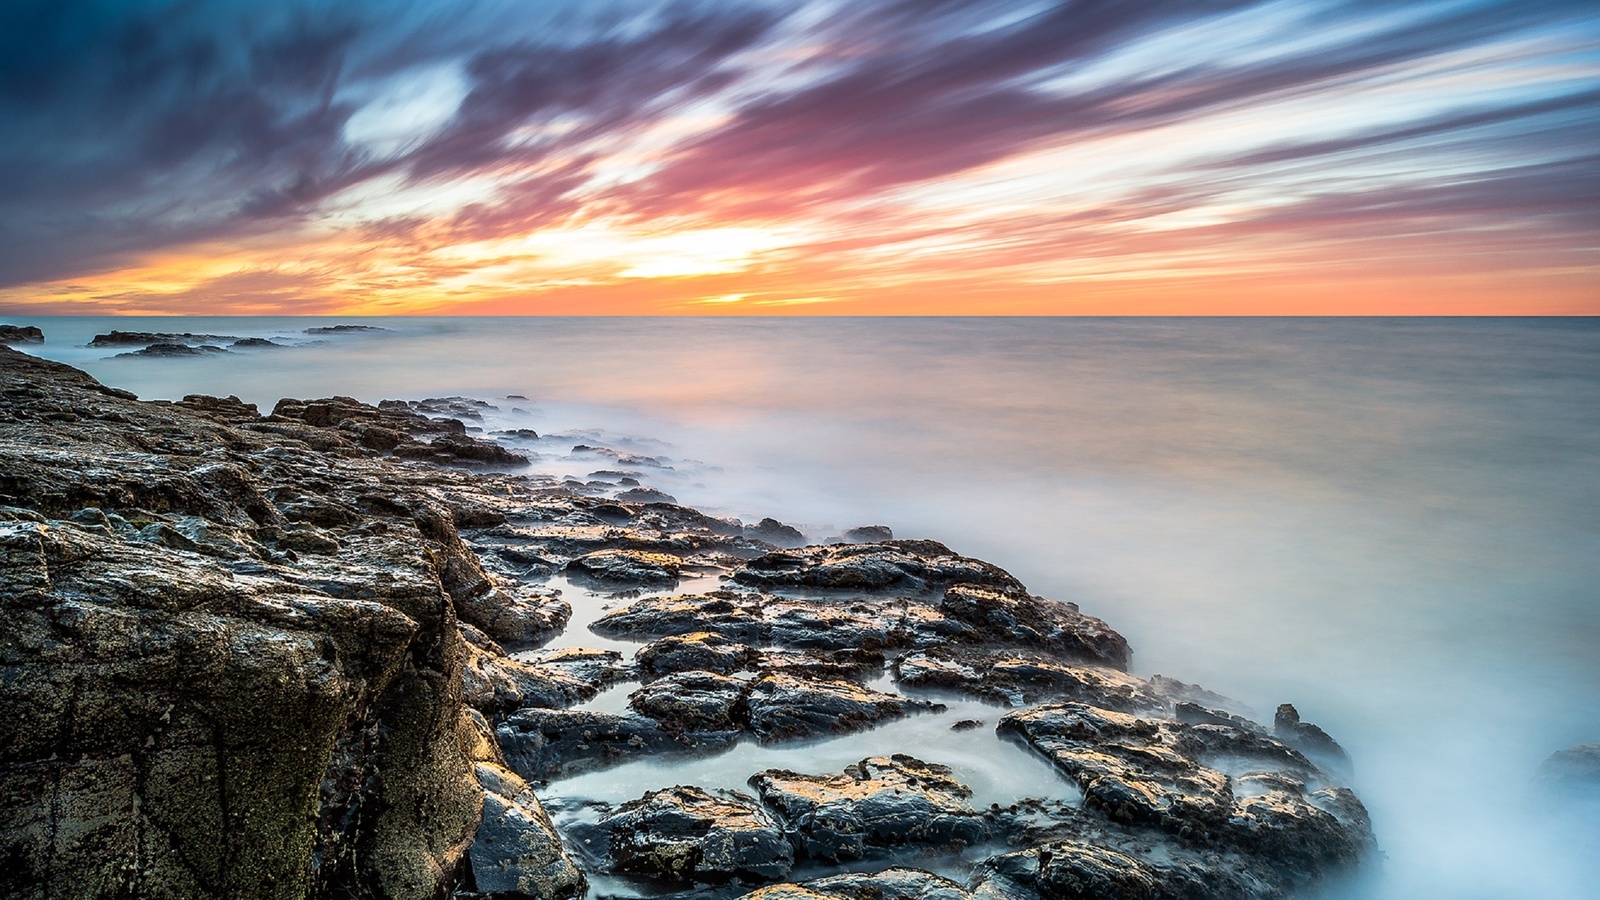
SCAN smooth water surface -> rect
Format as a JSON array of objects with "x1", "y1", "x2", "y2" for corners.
[{"x1": 14, "y1": 316, "x2": 1600, "y2": 898}]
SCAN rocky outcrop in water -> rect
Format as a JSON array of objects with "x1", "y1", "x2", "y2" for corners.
[
  {"x1": 0, "y1": 344, "x2": 1374, "y2": 899},
  {"x1": 0, "y1": 324, "x2": 44, "y2": 344}
]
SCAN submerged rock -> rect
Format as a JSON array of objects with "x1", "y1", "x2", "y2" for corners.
[
  {"x1": 0, "y1": 324, "x2": 44, "y2": 344},
  {"x1": 751, "y1": 755, "x2": 990, "y2": 862},
  {"x1": 592, "y1": 786, "x2": 793, "y2": 882}
]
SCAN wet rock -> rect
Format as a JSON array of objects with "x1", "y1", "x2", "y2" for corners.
[
  {"x1": 630, "y1": 671, "x2": 747, "y2": 733},
  {"x1": 497, "y1": 709, "x2": 734, "y2": 782},
  {"x1": 593, "y1": 786, "x2": 792, "y2": 882},
  {"x1": 115, "y1": 341, "x2": 231, "y2": 358},
  {"x1": 938, "y1": 584, "x2": 1129, "y2": 669},
  {"x1": 0, "y1": 324, "x2": 44, "y2": 344},
  {"x1": 843, "y1": 524, "x2": 894, "y2": 543},
  {"x1": 89, "y1": 330, "x2": 238, "y2": 346},
  {"x1": 743, "y1": 674, "x2": 935, "y2": 743},
  {"x1": 893, "y1": 647, "x2": 1158, "y2": 708},
  {"x1": 393, "y1": 433, "x2": 529, "y2": 466},
  {"x1": 305, "y1": 324, "x2": 390, "y2": 334},
  {"x1": 952, "y1": 719, "x2": 985, "y2": 731},
  {"x1": 751, "y1": 756, "x2": 989, "y2": 862},
  {"x1": 468, "y1": 762, "x2": 586, "y2": 899},
  {"x1": 616, "y1": 487, "x2": 679, "y2": 504},
  {"x1": 456, "y1": 583, "x2": 571, "y2": 648},
  {"x1": 746, "y1": 867, "x2": 970, "y2": 900},
  {"x1": 231, "y1": 337, "x2": 282, "y2": 349},
  {"x1": 971, "y1": 839, "x2": 1214, "y2": 900},
  {"x1": 997, "y1": 702, "x2": 1371, "y2": 888},
  {"x1": 636, "y1": 632, "x2": 759, "y2": 678},
  {"x1": 592, "y1": 591, "x2": 765, "y2": 643},
  {"x1": 746, "y1": 517, "x2": 806, "y2": 547},
  {"x1": 734, "y1": 542, "x2": 1024, "y2": 593},
  {"x1": 566, "y1": 548, "x2": 683, "y2": 585},
  {"x1": 174, "y1": 393, "x2": 262, "y2": 424},
  {"x1": 460, "y1": 629, "x2": 619, "y2": 714},
  {"x1": 1274, "y1": 703, "x2": 1352, "y2": 772}
]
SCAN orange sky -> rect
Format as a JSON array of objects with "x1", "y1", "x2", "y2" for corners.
[{"x1": 1, "y1": 0, "x2": 1596, "y2": 316}]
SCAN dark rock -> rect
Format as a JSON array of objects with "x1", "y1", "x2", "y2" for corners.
[
  {"x1": 592, "y1": 591, "x2": 765, "y2": 643},
  {"x1": 938, "y1": 584, "x2": 1129, "y2": 669},
  {"x1": 593, "y1": 786, "x2": 792, "y2": 882},
  {"x1": 751, "y1": 755, "x2": 989, "y2": 862},
  {"x1": 1275, "y1": 703, "x2": 1352, "y2": 772},
  {"x1": 566, "y1": 548, "x2": 683, "y2": 585},
  {"x1": 305, "y1": 324, "x2": 390, "y2": 334},
  {"x1": 469, "y1": 762, "x2": 585, "y2": 899},
  {"x1": 455, "y1": 583, "x2": 571, "y2": 648},
  {"x1": 497, "y1": 709, "x2": 734, "y2": 782},
  {"x1": 173, "y1": 394, "x2": 261, "y2": 423},
  {"x1": 745, "y1": 867, "x2": 970, "y2": 900},
  {"x1": 231, "y1": 337, "x2": 282, "y2": 348},
  {"x1": 89, "y1": 330, "x2": 238, "y2": 347},
  {"x1": 0, "y1": 325, "x2": 44, "y2": 344},
  {"x1": 393, "y1": 433, "x2": 529, "y2": 466},
  {"x1": 636, "y1": 632, "x2": 759, "y2": 679},
  {"x1": 843, "y1": 525, "x2": 894, "y2": 543},
  {"x1": 114, "y1": 342, "x2": 231, "y2": 358},
  {"x1": 615, "y1": 487, "x2": 678, "y2": 504},
  {"x1": 894, "y1": 647, "x2": 1156, "y2": 708},
  {"x1": 734, "y1": 542, "x2": 1024, "y2": 593},
  {"x1": 746, "y1": 517, "x2": 806, "y2": 547},
  {"x1": 629, "y1": 671, "x2": 747, "y2": 733},
  {"x1": 743, "y1": 674, "x2": 935, "y2": 743},
  {"x1": 951, "y1": 719, "x2": 986, "y2": 732}
]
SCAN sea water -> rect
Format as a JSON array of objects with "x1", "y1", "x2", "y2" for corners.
[{"x1": 13, "y1": 316, "x2": 1600, "y2": 898}]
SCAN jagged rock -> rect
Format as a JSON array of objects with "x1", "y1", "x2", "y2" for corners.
[
  {"x1": 591, "y1": 786, "x2": 792, "y2": 882},
  {"x1": 393, "y1": 433, "x2": 530, "y2": 466},
  {"x1": 460, "y1": 628, "x2": 620, "y2": 714},
  {"x1": 566, "y1": 548, "x2": 683, "y2": 585},
  {"x1": 592, "y1": 591, "x2": 765, "y2": 643},
  {"x1": 496, "y1": 709, "x2": 735, "y2": 782},
  {"x1": 89, "y1": 330, "x2": 238, "y2": 346},
  {"x1": 734, "y1": 541, "x2": 1024, "y2": 592},
  {"x1": 893, "y1": 647, "x2": 1158, "y2": 708},
  {"x1": 938, "y1": 584, "x2": 1129, "y2": 669},
  {"x1": 745, "y1": 867, "x2": 969, "y2": 900},
  {"x1": 636, "y1": 632, "x2": 760, "y2": 678},
  {"x1": 0, "y1": 324, "x2": 44, "y2": 344},
  {"x1": 1275, "y1": 703, "x2": 1352, "y2": 772},
  {"x1": 467, "y1": 762, "x2": 585, "y2": 899},
  {"x1": 843, "y1": 524, "x2": 894, "y2": 543},
  {"x1": 629, "y1": 671, "x2": 747, "y2": 733},
  {"x1": 997, "y1": 703, "x2": 1371, "y2": 889},
  {"x1": 746, "y1": 517, "x2": 805, "y2": 547},
  {"x1": 743, "y1": 674, "x2": 935, "y2": 743},
  {"x1": 751, "y1": 756, "x2": 989, "y2": 862},
  {"x1": 616, "y1": 487, "x2": 679, "y2": 504},
  {"x1": 455, "y1": 584, "x2": 571, "y2": 647}
]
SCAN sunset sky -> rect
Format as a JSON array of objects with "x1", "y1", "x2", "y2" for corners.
[{"x1": 1, "y1": 0, "x2": 1596, "y2": 315}]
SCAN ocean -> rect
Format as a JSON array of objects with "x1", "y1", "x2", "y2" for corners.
[{"x1": 15, "y1": 315, "x2": 1600, "y2": 898}]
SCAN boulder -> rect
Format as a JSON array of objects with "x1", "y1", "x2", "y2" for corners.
[
  {"x1": 592, "y1": 786, "x2": 792, "y2": 882},
  {"x1": 467, "y1": 762, "x2": 585, "y2": 899},
  {"x1": 734, "y1": 542, "x2": 1024, "y2": 592},
  {"x1": 0, "y1": 324, "x2": 44, "y2": 344},
  {"x1": 566, "y1": 548, "x2": 683, "y2": 585},
  {"x1": 751, "y1": 756, "x2": 989, "y2": 862}
]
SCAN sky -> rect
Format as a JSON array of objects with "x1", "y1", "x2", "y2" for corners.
[{"x1": 0, "y1": 0, "x2": 1595, "y2": 316}]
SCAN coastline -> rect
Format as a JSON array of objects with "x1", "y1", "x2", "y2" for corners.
[{"x1": 3, "y1": 341, "x2": 1376, "y2": 898}]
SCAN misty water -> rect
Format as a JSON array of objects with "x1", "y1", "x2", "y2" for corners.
[{"x1": 16, "y1": 316, "x2": 1600, "y2": 898}]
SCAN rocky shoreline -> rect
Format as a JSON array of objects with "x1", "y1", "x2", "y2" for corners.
[{"x1": 0, "y1": 344, "x2": 1375, "y2": 899}]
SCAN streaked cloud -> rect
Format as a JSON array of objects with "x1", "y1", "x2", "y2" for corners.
[{"x1": 0, "y1": 0, "x2": 1595, "y2": 314}]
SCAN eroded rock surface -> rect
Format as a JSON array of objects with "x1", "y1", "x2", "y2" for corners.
[{"x1": 590, "y1": 786, "x2": 793, "y2": 882}]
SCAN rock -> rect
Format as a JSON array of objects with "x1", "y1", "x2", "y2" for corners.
[
  {"x1": 460, "y1": 630, "x2": 620, "y2": 714},
  {"x1": 1274, "y1": 703, "x2": 1352, "y2": 772},
  {"x1": 893, "y1": 647, "x2": 1157, "y2": 708},
  {"x1": 938, "y1": 584, "x2": 1129, "y2": 669},
  {"x1": 734, "y1": 542, "x2": 1025, "y2": 593},
  {"x1": 592, "y1": 786, "x2": 792, "y2": 882},
  {"x1": 745, "y1": 867, "x2": 970, "y2": 900},
  {"x1": 615, "y1": 487, "x2": 679, "y2": 504},
  {"x1": 173, "y1": 394, "x2": 262, "y2": 423},
  {"x1": 89, "y1": 330, "x2": 238, "y2": 347},
  {"x1": 496, "y1": 709, "x2": 734, "y2": 782},
  {"x1": 997, "y1": 702, "x2": 1371, "y2": 890},
  {"x1": 1535, "y1": 743, "x2": 1600, "y2": 788},
  {"x1": 843, "y1": 524, "x2": 894, "y2": 543},
  {"x1": 746, "y1": 517, "x2": 806, "y2": 547},
  {"x1": 629, "y1": 671, "x2": 747, "y2": 733},
  {"x1": 455, "y1": 583, "x2": 571, "y2": 648},
  {"x1": 231, "y1": 337, "x2": 282, "y2": 348},
  {"x1": 566, "y1": 548, "x2": 683, "y2": 585},
  {"x1": 636, "y1": 632, "x2": 759, "y2": 678},
  {"x1": 305, "y1": 324, "x2": 391, "y2": 334},
  {"x1": 0, "y1": 324, "x2": 44, "y2": 344},
  {"x1": 0, "y1": 348, "x2": 486, "y2": 899},
  {"x1": 114, "y1": 341, "x2": 231, "y2": 357},
  {"x1": 393, "y1": 433, "x2": 530, "y2": 466},
  {"x1": 743, "y1": 674, "x2": 935, "y2": 743},
  {"x1": 592, "y1": 591, "x2": 765, "y2": 643},
  {"x1": 468, "y1": 762, "x2": 585, "y2": 899},
  {"x1": 751, "y1": 756, "x2": 989, "y2": 862}
]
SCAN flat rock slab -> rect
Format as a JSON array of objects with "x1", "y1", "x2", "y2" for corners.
[
  {"x1": 732, "y1": 541, "x2": 1024, "y2": 592},
  {"x1": 497, "y1": 709, "x2": 736, "y2": 782},
  {"x1": 741, "y1": 674, "x2": 937, "y2": 743},
  {"x1": 592, "y1": 786, "x2": 793, "y2": 882},
  {"x1": 750, "y1": 755, "x2": 990, "y2": 862},
  {"x1": 894, "y1": 647, "x2": 1161, "y2": 709},
  {"x1": 566, "y1": 548, "x2": 684, "y2": 585}
]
